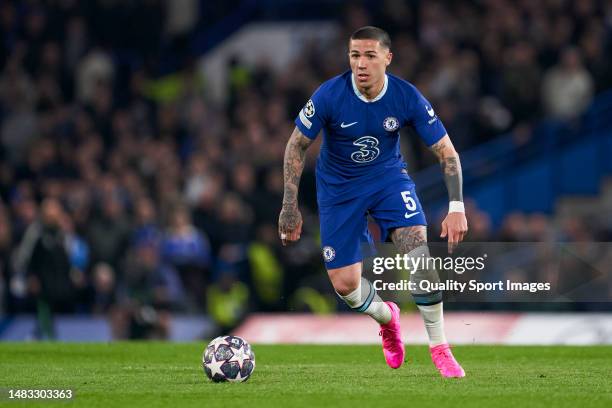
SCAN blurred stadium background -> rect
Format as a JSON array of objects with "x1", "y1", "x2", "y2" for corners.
[{"x1": 0, "y1": 0, "x2": 611, "y2": 343}]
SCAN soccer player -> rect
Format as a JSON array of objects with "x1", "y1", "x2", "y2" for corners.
[{"x1": 278, "y1": 26, "x2": 467, "y2": 378}]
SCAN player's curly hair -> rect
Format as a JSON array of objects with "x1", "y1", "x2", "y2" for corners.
[{"x1": 350, "y1": 26, "x2": 391, "y2": 50}]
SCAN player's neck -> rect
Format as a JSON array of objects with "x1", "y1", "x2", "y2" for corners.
[{"x1": 359, "y1": 79, "x2": 385, "y2": 101}]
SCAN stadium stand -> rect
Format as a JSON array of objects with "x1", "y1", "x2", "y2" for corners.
[{"x1": 0, "y1": 0, "x2": 610, "y2": 338}]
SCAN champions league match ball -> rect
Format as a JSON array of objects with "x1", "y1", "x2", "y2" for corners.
[{"x1": 202, "y1": 336, "x2": 255, "y2": 382}]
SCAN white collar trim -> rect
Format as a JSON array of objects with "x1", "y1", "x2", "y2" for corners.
[{"x1": 351, "y1": 73, "x2": 388, "y2": 103}]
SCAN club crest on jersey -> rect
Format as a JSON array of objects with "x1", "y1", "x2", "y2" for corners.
[
  {"x1": 303, "y1": 99, "x2": 315, "y2": 118},
  {"x1": 383, "y1": 116, "x2": 399, "y2": 132},
  {"x1": 322, "y1": 246, "x2": 336, "y2": 262}
]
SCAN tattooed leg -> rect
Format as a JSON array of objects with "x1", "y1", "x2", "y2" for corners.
[
  {"x1": 390, "y1": 226, "x2": 440, "y2": 301},
  {"x1": 391, "y1": 225, "x2": 447, "y2": 346},
  {"x1": 391, "y1": 225, "x2": 428, "y2": 254},
  {"x1": 391, "y1": 226, "x2": 440, "y2": 302}
]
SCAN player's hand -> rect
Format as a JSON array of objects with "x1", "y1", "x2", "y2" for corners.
[
  {"x1": 278, "y1": 204, "x2": 303, "y2": 246},
  {"x1": 440, "y1": 212, "x2": 468, "y2": 254}
]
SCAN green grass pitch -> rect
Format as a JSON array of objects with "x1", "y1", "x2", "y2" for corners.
[{"x1": 1, "y1": 343, "x2": 611, "y2": 407}]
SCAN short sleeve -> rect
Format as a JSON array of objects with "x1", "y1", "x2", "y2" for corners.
[
  {"x1": 408, "y1": 87, "x2": 447, "y2": 146},
  {"x1": 294, "y1": 85, "x2": 328, "y2": 139}
]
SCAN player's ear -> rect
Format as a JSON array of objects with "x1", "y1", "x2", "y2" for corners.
[{"x1": 386, "y1": 51, "x2": 393, "y2": 66}]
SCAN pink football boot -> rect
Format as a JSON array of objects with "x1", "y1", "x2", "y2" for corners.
[
  {"x1": 379, "y1": 301, "x2": 405, "y2": 369},
  {"x1": 430, "y1": 343, "x2": 465, "y2": 378}
]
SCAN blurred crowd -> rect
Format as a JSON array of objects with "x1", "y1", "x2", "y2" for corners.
[{"x1": 0, "y1": 0, "x2": 611, "y2": 338}]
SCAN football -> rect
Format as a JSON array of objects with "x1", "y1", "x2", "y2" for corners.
[{"x1": 202, "y1": 335, "x2": 256, "y2": 382}]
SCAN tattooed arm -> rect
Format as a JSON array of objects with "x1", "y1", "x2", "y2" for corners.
[
  {"x1": 278, "y1": 127, "x2": 314, "y2": 245},
  {"x1": 429, "y1": 135, "x2": 468, "y2": 252},
  {"x1": 430, "y1": 135, "x2": 463, "y2": 202}
]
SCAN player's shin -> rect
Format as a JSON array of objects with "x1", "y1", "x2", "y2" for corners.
[
  {"x1": 416, "y1": 302, "x2": 446, "y2": 347},
  {"x1": 338, "y1": 277, "x2": 392, "y2": 324},
  {"x1": 408, "y1": 246, "x2": 448, "y2": 347}
]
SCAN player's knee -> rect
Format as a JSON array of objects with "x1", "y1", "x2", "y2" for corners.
[
  {"x1": 329, "y1": 274, "x2": 359, "y2": 296},
  {"x1": 333, "y1": 281, "x2": 359, "y2": 296},
  {"x1": 327, "y1": 263, "x2": 361, "y2": 296}
]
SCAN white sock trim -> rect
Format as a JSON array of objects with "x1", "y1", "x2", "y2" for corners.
[
  {"x1": 339, "y1": 280, "x2": 392, "y2": 324},
  {"x1": 338, "y1": 282, "x2": 363, "y2": 309}
]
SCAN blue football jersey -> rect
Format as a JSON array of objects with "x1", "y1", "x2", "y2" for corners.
[{"x1": 295, "y1": 71, "x2": 447, "y2": 206}]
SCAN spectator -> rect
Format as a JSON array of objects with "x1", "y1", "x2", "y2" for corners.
[
  {"x1": 115, "y1": 240, "x2": 183, "y2": 339},
  {"x1": 161, "y1": 205, "x2": 211, "y2": 309},
  {"x1": 502, "y1": 42, "x2": 542, "y2": 123},
  {"x1": 0, "y1": 203, "x2": 10, "y2": 313},
  {"x1": 132, "y1": 196, "x2": 161, "y2": 246},
  {"x1": 542, "y1": 47, "x2": 594, "y2": 121},
  {"x1": 91, "y1": 262, "x2": 116, "y2": 315},
  {"x1": 0, "y1": 56, "x2": 38, "y2": 165},
  {"x1": 206, "y1": 269, "x2": 249, "y2": 335},
  {"x1": 213, "y1": 193, "x2": 254, "y2": 280},
  {"x1": 23, "y1": 198, "x2": 78, "y2": 338},
  {"x1": 76, "y1": 47, "x2": 114, "y2": 104},
  {"x1": 86, "y1": 192, "x2": 131, "y2": 272},
  {"x1": 498, "y1": 212, "x2": 530, "y2": 242}
]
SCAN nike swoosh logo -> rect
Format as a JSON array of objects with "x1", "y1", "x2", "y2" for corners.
[
  {"x1": 340, "y1": 121, "x2": 358, "y2": 128},
  {"x1": 404, "y1": 211, "x2": 421, "y2": 219}
]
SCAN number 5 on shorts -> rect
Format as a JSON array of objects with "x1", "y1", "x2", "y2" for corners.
[{"x1": 401, "y1": 191, "x2": 417, "y2": 211}]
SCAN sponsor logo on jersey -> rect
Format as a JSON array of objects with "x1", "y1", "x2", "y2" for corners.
[
  {"x1": 340, "y1": 121, "x2": 358, "y2": 128},
  {"x1": 383, "y1": 116, "x2": 399, "y2": 132},
  {"x1": 350, "y1": 136, "x2": 380, "y2": 163},
  {"x1": 322, "y1": 246, "x2": 336, "y2": 262}
]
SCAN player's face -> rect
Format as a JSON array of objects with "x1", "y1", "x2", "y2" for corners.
[{"x1": 348, "y1": 39, "x2": 392, "y2": 93}]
